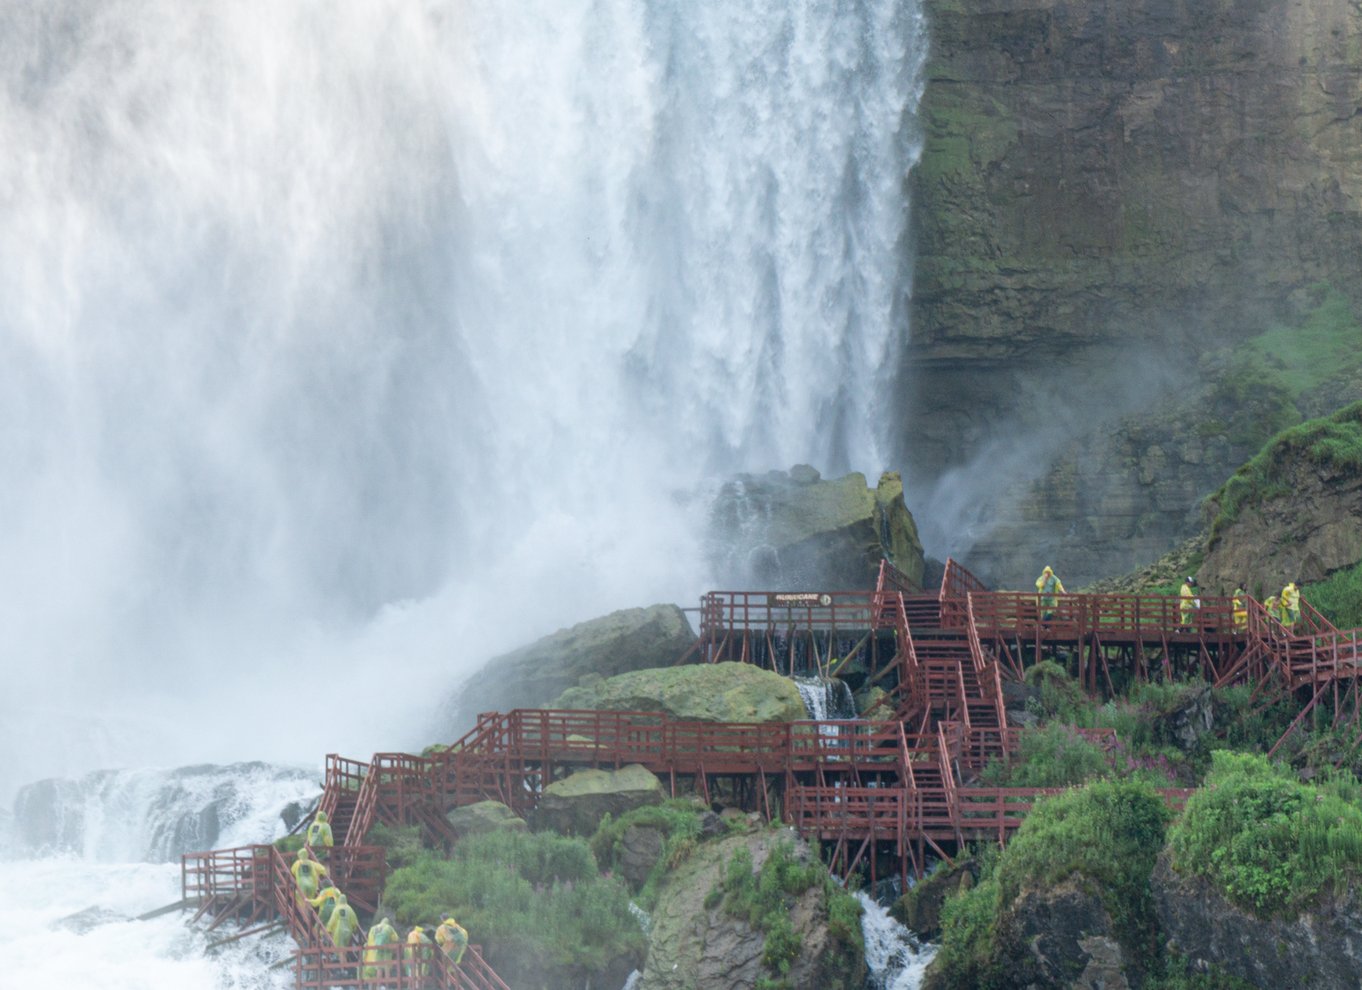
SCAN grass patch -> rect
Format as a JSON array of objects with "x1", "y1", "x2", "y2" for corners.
[
  {"x1": 1168, "y1": 752, "x2": 1362, "y2": 915},
  {"x1": 980, "y1": 722, "x2": 1110, "y2": 788}
]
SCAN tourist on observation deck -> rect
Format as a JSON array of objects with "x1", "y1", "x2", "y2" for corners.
[
  {"x1": 1035, "y1": 565, "x2": 1064, "y2": 622},
  {"x1": 1179, "y1": 577, "x2": 1200, "y2": 630}
]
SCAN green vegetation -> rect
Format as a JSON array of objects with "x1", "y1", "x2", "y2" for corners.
[
  {"x1": 1302, "y1": 558, "x2": 1362, "y2": 630},
  {"x1": 589, "y1": 799, "x2": 709, "y2": 908},
  {"x1": 366, "y1": 822, "x2": 426, "y2": 870},
  {"x1": 1208, "y1": 401, "x2": 1362, "y2": 540},
  {"x1": 381, "y1": 830, "x2": 644, "y2": 975},
  {"x1": 1203, "y1": 285, "x2": 1362, "y2": 452},
  {"x1": 979, "y1": 722, "x2": 1109, "y2": 788},
  {"x1": 1168, "y1": 751, "x2": 1362, "y2": 915},
  {"x1": 711, "y1": 840, "x2": 864, "y2": 989},
  {"x1": 933, "y1": 781, "x2": 1170, "y2": 988}
]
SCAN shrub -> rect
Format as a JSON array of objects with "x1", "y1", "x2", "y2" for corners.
[
  {"x1": 933, "y1": 868, "x2": 1006, "y2": 989},
  {"x1": 1302, "y1": 559, "x2": 1362, "y2": 630},
  {"x1": 997, "y1": 778, "x2": 1169, "y2": 952},
  {"x1": 589, "y1": 799, "x2": 708, "y2": 907},
  {"x1": 980, "y1": 722, "x2": 1110, "y2": 788},
  {"x1": 1168, "y1": 751, "x2": 1362, "y2": 915},
  {"x1": 381, "y1": 830, "x2": 644, "y2": 975}
]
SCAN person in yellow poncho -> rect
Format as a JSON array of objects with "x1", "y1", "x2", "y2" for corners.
[
  {"x1": 307, "y1": 877, "x2": 342, "y2": 927},
  {"x1": 1232, "y1": 586, "x2": 1247, "y2": 631},
  {"x1": 435, "y1": 913, "x2": 468, "y2": 964},
  {"x1": 405, "y1": 925, "x2": 434, "y2": 981},
  {"x1": 325, "y1": 893, "x2": 359, "y2": 948},
  {"x1": 1281, "y1": 581, "x2": 1301, "y2": 628},
  {"x1": 290, "y1": 848, "x2": 329, "y2": 910},
  {"x1": 1035, "y1": 565, "x2": 1065, "y2": 622},
  {"x1": 306, "y1": 810, "x2": 334, "y2": 858},
  {"x1": 1179, "y1": 577, "x2": 1199, "y2": 629},
  {"x1": 362, "y1": 915, "x2": 400, "y2": 982}
]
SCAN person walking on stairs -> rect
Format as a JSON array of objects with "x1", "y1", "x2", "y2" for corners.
[
  {"x1": 362, "y1": 914, "x2": 400, "y2": 984},
  {"x1": 306, "y1": 810, "x2": 334, "y2": 858},
  {"x1": 325, "y1": 893, "x2": 360, "y2": 949},
  {"x1": 435, "y1": 913, "x2": 468, "y2": 964},
  {"x1": 291, "y1": 847, "x2": 329, "y2": 911},
  {"x1": 1281, "y1": 581, "x2": 1301, "y2": 628},
  {"x1": 307, "y1": 877, "x2": 342, "y2": 928}
]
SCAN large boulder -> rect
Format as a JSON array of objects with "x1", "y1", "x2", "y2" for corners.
[
  {"x1": 923, "y1": 879, "x2": 1135, "y2": 990},
  {"x1": 551, "y1": 661, "x2": 808, "y2": 724},
  {"x1": 444, "y1": 800, "x2": 527, "y2": 837},
  {"x1": 708, "y1": 468, "x2": 924, "y2": 590},
  {"x1": 1152, "y1": 852, "x2": 1362, "y2": 990},
  {"x1": 440, "y1": 604, "x2": 697, "y2": 734},
  {"x1": 640, "y1": 829, "x2": 863, "y2": 990},
  {"x1": 535, "y1": 764, "x2": 664, "y2": 836}
]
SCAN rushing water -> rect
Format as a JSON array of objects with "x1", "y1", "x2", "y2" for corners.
[
  {"x1": 2, "y1": 0, "x2": 926, "y2": 985},
  {"x1": 858, "y1": 892, "x2": 938, "y2": 989}
]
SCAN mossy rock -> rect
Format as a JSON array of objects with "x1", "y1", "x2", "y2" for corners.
[
  {"x1": 445, "y1": 800, "x2": 528, "y2": 837},
  {"x1": 551, "y1": 662, "x2": 808, "y2": 723},
  {"x1": 537, "y1": 765, "x2": 664, "y2": 836}
]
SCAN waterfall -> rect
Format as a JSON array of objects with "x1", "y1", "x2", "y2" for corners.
[
  {"x1": 9, "y1": 763, "x2": 319, "y2": 862},
  {"x1": 0, "y1": 0, "x2": 925, "y2": 794},
  {"x1": 858, "y1": 892, "x2": 938, "y2": 990},
  {"x1": 796, "y1": 676, "x2": 859, "y2": 721}
]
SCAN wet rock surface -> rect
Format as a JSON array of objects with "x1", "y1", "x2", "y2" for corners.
[
  {"x1": 1152, "y1": 853, "x2": 1362, "y2": 990},
  {"x1": 439, "y1": 604, "x2": 697, "y2": 735}
]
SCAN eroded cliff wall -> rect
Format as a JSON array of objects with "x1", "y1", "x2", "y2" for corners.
[{"x1": 903, "y1": 0, "x2": 1362, "y2": 586}]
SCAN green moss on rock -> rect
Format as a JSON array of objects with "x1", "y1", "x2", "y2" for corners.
[{"x1": 551, "y1": 662, "x2": 809, "y2": 724}]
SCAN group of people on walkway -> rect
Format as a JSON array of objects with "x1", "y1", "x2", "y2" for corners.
[
  {"x1": 1033, "y1": 567, "x2": 1304, "y2": 632},
  {"x1": 289, "y1": 811, "x2": 469, "y2": 984}
]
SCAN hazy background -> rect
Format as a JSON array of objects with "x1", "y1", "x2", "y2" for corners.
[{"x1": 0, "y1": 0, "x2": 925, "y2": 797}]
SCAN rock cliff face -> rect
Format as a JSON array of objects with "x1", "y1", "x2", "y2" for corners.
[
  {"x1": 1198, "y1": 438, "x2": 1362, "y2": 593},
  {"x1": 902, "y1": 0, "x2": 1362, "y2": 586},
  {"x1": 1152, "y1": 853, "x2": 1362, "y2": 989},
  {"x1": 640, "y1": 829, "x2": 862, "y2": 990}
]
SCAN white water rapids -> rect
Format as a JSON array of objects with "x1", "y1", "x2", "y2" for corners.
[{"x1": 1, "y1": 0, "x2": 927, "y2": 985}]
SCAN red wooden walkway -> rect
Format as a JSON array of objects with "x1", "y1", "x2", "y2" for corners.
[{"x1": 185, "y1": 554, "x2": 1362, "y2": 942}]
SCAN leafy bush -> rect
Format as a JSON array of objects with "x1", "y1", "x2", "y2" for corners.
[
  {"x1": 1022, "y1": 660, "x2": 1085, "y2": 719},
  {"x1": 980, "y1": 722, "x2": 1110, "y2": 788},
  {"x1": 589, "y1": 799, "x2": 708, "y2": 907},
  {"x1": 1169, "y1": 751, "x2": 1362, "y2": 915},
  {"x1": 381, "y1": 830, "x2": 644, "y2": 974},
  {"x1": 933, "y1": 866, "x2": 1006, "y2": 989},
  {"x1": 997, "y1": 778, "x2": 1169, "y2": 951},
  {"x1": 366, "y1": 822, "x2": 426, "y2": 870},
  {"x1": 1302, "y1": 559, "x2": 1362, "y2": 630}
]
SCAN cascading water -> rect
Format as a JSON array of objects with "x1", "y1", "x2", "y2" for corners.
[
  {"x1": 1, "y1": 0, "x2": 926, "y2": 985},
  {"x1": 858, "y1": 891, "x2": 938, "y2": 989},
  {"x1": 796, "y1": 675, "x2": 860, "y2": 722}
]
